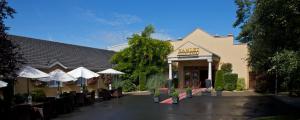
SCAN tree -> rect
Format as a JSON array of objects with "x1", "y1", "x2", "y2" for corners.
[
  {"x1": 111, "y1": 25, "x2": 172, "y2": 90},
  {"x1": 268, "y1": 50, "x2": 300, "y2": 93},
  {"x1": 234, "y1": 0, "x2": 300, "y2": 92},
  {"x1": 0, "y1": 0, "x2": 23, "y2": 105},
  {"x1": 220, "y1": 63, "x2": 232, "y2": 73}
]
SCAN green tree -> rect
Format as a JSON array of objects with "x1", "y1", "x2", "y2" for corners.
[
  {"x1": 111, "y1": 25, "x2": 172, "y2": 89},
  {"x1": 234, "y1": 0, "x2": 300, "y2": 92},
  {"x1": 0, "y1": 0, "x2": 23, "y2": 106},
  {"x1": 268, "y1": 50, "x2": 300, "y2": 93},
  {"x1": 221, "y1": 63, "x2": 232, "y2": 73}
]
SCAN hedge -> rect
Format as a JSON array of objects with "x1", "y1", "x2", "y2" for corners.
[
  {"x1": 221, "y1": 63, "x2": 232, "y2": 73},
  {"x1": 122, "y1": 80, "x2": 136, "y2": 92},
  {"x1": 214, "y1": 70, "x2": 224, "y2": 91},
  {"x1": 236, "y1": 78, "x2": 245, "y2": 91},
  {"x1": 224, "y1": 73, "x2": 238, "y2": 91}
]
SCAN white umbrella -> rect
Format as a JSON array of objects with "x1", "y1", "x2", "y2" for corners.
[
  {"x1": 0, "y1": 80, "x2": 8, "y2": 88},
  {"x1": 97, "y1": 68, "x2": 124, "y2": 75},
  {"x1": 68, "y1": 67, "x2": 99, "y2": 92},
  {"x1": 18, "y1": 66, "x2": 49, "y2": 95},
  {"x1": 39, "y1": 69, "x2": 75, "y2": 82},
  {"x1": 39, "y1": 69, "x2": 75, "y2": 95},
  {"x1": 68, "y1": 67, "x2": 99, "y2": 79},
  {"x1": 97, "y1": 68, "x2": 124, "y2": 90},
  {"x1": 18, "y1": 66, "x2": 49, "y2": 79}
]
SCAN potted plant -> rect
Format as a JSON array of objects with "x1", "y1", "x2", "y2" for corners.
[
  {"x1": 153, "y1": 89, "x2": 160, "y2": 103},
  {"x1": 186, "y1": 87, "x2": 192, "y2": 98},
  {"x1": 171, "y1": 90, "x2": 179, "y2": 104}
]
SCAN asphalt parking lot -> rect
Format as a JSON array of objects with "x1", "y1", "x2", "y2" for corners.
[{"x1": 54, "y1": 95, "x2": 300, "y2": 120}]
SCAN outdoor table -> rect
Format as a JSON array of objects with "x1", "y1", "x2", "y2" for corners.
[
  {"x1": 76, "y1": 93, "x2": 85, "y2": 106},
  {"x1": 12, "y1": 102, "x2": 44, "y2": 120}
]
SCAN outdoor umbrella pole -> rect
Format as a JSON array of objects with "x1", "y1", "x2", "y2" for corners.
[
  {"x1": 57, "y1": 81, "x2": 60, "y2": 96},
  {"x1": 27, "y1": 78, "x2": 29, "y2": 95},
  {"x1": 80, "y1": 70, "x2": 82, "y2": 92}
]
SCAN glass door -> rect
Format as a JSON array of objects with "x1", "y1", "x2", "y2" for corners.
[
  {"x1": 191, "y1": 70, "x2": 200, "y2": 88},
  {"x1": 184, "y1": 71, "x2": 191, "y2": 88}
]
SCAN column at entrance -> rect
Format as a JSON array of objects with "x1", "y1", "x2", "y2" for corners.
[
  {"x1": 168, "y1": 61, "x2": 172, "y2": 80},
  {"x1": 207, "y1": 58, "x2": 213, "y2": 88},
  {"x1": 168, "y1": 61, "x2": 172, "y2": 94}
]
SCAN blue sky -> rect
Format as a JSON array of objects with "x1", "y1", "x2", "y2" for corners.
[{"x1": 6, "y1": 0, "x2": 240, "y2": 49}]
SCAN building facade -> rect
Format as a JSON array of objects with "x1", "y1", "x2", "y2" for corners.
[
  {"x1": 9, "y1": 35, "x2": 115, "y2": 97},
  {"x1": 167, "y1": 29, "x2": 249, "y2": 89}
]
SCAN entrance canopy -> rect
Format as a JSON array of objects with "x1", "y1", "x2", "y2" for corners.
[
  {"x1": 167, "y1": 41, "x2": 219, "y2": 62},
  {"x1": 167, "y1": 41, "x2": 220, "y2": 86}
]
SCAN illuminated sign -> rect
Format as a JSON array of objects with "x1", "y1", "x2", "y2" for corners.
[{"x1": 178, "y1": 48, "x2": 199, "y2": 56}]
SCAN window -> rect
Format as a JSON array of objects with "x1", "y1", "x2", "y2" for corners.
[
  {"x1": 48, "y1": 81, "x2": 63, "y2": 88},
  {"x1": 75, "y1": 78, "x2": 87, "y2": 86}
]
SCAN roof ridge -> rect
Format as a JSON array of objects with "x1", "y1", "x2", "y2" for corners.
[{"x1": 9, "y1": 35, "x2": 115, "y2": 52}]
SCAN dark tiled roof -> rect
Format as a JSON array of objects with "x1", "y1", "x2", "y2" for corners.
[{"x1": 9, "y1": 35, "x2": 115, "y2": 71}]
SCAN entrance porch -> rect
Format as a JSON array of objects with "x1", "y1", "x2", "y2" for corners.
[
  {"x1": 167, "y1": 41, "x2": 220, "y2": 88},
  {"x1": 168, "y1": 59, "x2": 219, "y2": 88}
]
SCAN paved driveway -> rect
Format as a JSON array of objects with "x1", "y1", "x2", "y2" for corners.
[{"x1": 54, "y1": 95, "x2": 299, "y2": 120}]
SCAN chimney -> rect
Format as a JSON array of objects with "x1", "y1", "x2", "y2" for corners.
[{"x1": 227, "y1": 33, "x2": 233, "y2": 37}]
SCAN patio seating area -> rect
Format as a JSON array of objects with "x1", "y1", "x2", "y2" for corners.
[{"x1": 0, "y1": 88, "x2": 123, "y2": 120}]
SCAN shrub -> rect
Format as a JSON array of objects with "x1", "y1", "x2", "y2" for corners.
[
  {"x1": 255, "y1": 79, "x2": 272, "y2": 93},
  {"x1": 236, "y1": 78, "x2": 246, "y2": 91},
  {"x1": 146, "y1": 73, "x2": 166, "y2": 91},
  {"x1": 138, "y1": 73, "x2": 147, "y2": 91},
  {"x1": 112, "y1": 79, "x2": 123, "y2": 89},
  {"x1": 122, "y1": 80, "x2": 136, "y2": 92},
  {"x1": 224, "y1": 73, "x2": 238, "y2": 91},
  {"x1": 32, "y1": 88, "x2": 46, "y2": 102},
  {"x1": 154, "y1": 89, "x2": 160, "y2": 97},
  {"x1": 171, "y1": 90, "x2": 179, "y2": 98},
  {"x1": 14, "y1": 93, "x2": 27, "y2": 104},
  {"x1": 221, "y1": 63, "x2": 232, "y2": 73},
  {"x1": 186, "y1": 87, "x2": 192, "y2": 93},
  {"x1": 214, "y1": 70, "x2": 224, "y2": 91}
]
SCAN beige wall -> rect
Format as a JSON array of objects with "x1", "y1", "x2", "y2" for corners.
[{"x1": 169, "y1": 28, "x2": 249, "y2": 89}]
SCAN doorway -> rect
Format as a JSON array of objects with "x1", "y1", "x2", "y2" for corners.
[{"x1": 184, "y1": 67, "x2": 201, "y2": 88}]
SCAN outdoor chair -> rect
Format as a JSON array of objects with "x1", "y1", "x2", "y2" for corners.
[
  {"x1": 55, "y1": 97, "x2": 69, "y2": 114},
  {"x1": 12, "y1": 104, "x2": 34, "y2": 120},
  {"x1": 84, "y1": 92, "x2": 93, "y2": 105},
  {"x1": 42, "y1": 101, "x2": 52, "y2": 120},
  {"x1": 112, "y1": 87, "x2": 123, "y2": 98},
  {"x1": 91, "y1": 90, "x2": 95, "y2": 102},
  {"x1": 75, "y1": 93, "x2": 85, "y2": 106},
  {"x1": 98, "y1": 88, "x2": 111, "y2": 100},
  {"x1": 45, "y1": 97, "x2": 57, "y2": 118},
  {"x1": 69, "y1": 91, "x2": 77, "y2": 107},
  {"x1": 61, "y1": 93, "x2": 75, "y2": 112}
]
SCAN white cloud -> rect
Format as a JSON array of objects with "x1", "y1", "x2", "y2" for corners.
[
  {"x1": 89, "y1": 30, "x2": 134, "y2": 45},
  {"x1": 84, "y1": 10, "x2": 141, "y2": 26},
  {"x1": 151, "y1": 32, "x2": 173, "y2": 40}
]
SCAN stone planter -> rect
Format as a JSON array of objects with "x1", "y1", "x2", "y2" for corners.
[
  {"x1": 186, "y1": 91, "x2": 192, "y2": 98},
  {"x1": 153, "y1": 96, "x2": 160, "y2": 103},
  {"x1": 172, "y1": 97, "x2": 179, "y2": 104},
  {"x1": 201, "y1": 91, "x2": 212, "y2": 96},
  {"x1": 216, "y1": 91, "x2": 223, "y2": 96}
]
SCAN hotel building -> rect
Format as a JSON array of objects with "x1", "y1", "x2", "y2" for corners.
[{"x1": 109, "y1": 28, "x2": 251, "y2": 89}]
